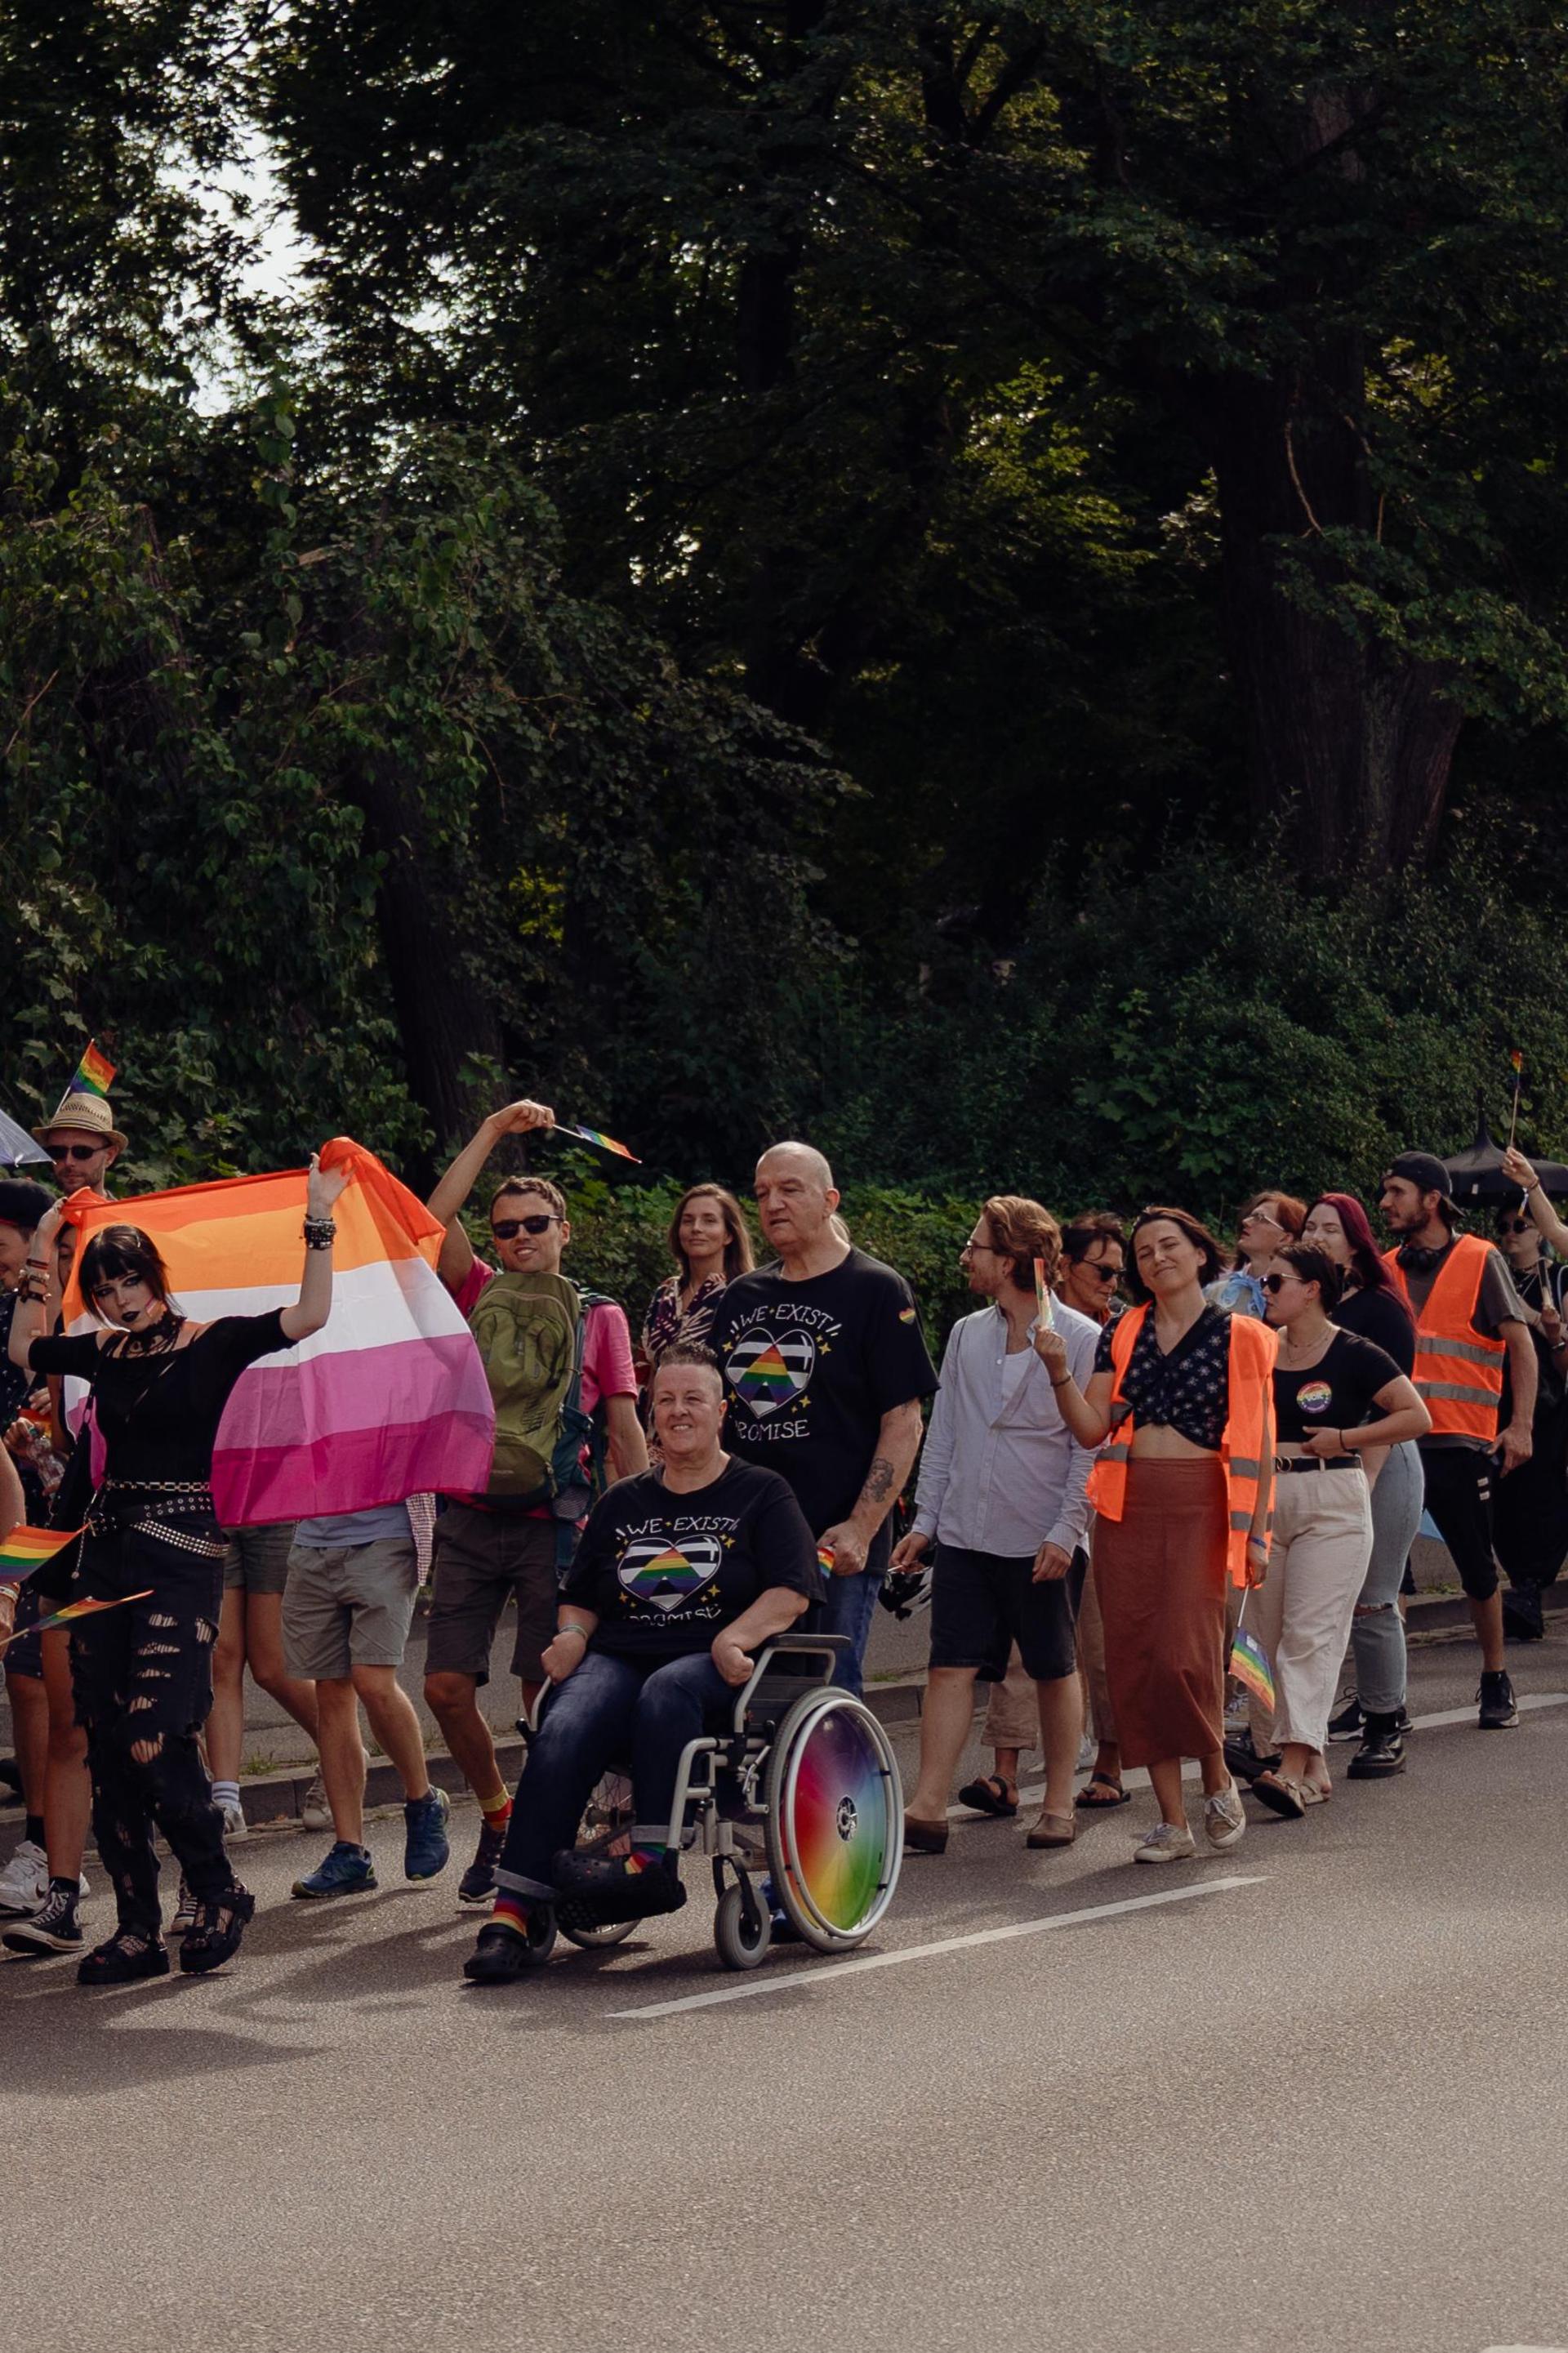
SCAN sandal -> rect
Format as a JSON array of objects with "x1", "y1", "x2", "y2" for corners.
[
  {"x1": 1300, "y1": 1780, "x2": 1331, "y2": 1807},
  {"x1": 1250, "y1": 1771, "x2": 1307, "y2": 1821},
  {"x1": 957, "y1": 1776, "x2": 1018, "y2": 1819},
  {"x1": 1026, "y1": 1810, "x2": 1076, "y2": 1849},
  {"x1": 1075, "y1": 1773, "x2": 1131, "y2": 1810},
  {"x1": 178, "y1": 1883, "x2": 256, "y2": 1975}
]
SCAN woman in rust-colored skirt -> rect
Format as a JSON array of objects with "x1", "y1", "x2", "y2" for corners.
[{"x1": 1036, "y1": 1208, "x2": 1276, "y2": 1865}]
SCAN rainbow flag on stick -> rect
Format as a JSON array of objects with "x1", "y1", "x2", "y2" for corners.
[
  {"x1": 60, "y1": 1139, "x2": 496, "y2": 1526},
  {"x1": 559, "y1": 1125, "x2": 640, "y2": 1163},
  {"x1": 0, "y1": 1524, "x2": 82, "y2": 1582},
  {"x1": 69, "y1": 1039, "x2": 116, "y2": 1099},
  {"x1": 1033, "y1": 1254, "x2": 1055, "y2": 1332},
  {"x1": 1229, "y1": 1607, "x2": 1276, "y2": 1715},
  {"x1": 2, "y1": 1590, "x2": 154, "y2": 1649}
]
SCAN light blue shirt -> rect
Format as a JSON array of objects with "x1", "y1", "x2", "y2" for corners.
[
  {"x1": 293, "y1": 1503, "x2": 412, "y2": 1549},
  {"x1": 911, "y1": 1300, "x2": 1101, "y2": 1558}
]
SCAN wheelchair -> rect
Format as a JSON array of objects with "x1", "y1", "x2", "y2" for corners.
[{"x1": 518, "y1": 1634, "x2": 905, "y2": 1973}]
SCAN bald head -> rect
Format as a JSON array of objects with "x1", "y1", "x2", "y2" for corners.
[{"x1": 755, "y1": 1139, "x2": 844, "y2": 1272}]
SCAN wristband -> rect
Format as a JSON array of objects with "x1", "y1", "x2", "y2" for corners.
[
  {"x1": 555, "y1": 1624, "x2": 588, "y2": 1646},
  {"x1": 1050, "y1": 1374, "x2": 1071, "y2": 1390},
  {"x1": 302, "y1": 1216, "x2": 337, "y2": 1250}
]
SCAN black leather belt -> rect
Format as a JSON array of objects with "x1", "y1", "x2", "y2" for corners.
[{"x1": 1274, "y1": 1455, "x2": 1360, "y2": 1473}]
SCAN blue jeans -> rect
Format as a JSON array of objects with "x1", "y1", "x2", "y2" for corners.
[
  {"x1": 1348, "y1": 1438, "x2": 1423, "y2": 1714},
  {"x1": 814, "y1": 1566, "x2": 880, "y2": 1696},
  {"x1": 494, "y1": 1647, "x2": 733, "y2": 1902}
]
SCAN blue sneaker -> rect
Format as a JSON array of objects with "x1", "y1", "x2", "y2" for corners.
[
  {"x1": 292, "y1": 1842, "x2": 376, "y2": 1900},
  {"x1": 404, "y1": 1785, "x2": 451, "y2": 1881}
]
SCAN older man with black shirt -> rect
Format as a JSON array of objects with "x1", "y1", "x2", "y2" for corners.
[
  {"x1": 708, "y1": 1143, "x2": 938, "y2": 1695},
  {"x1": 1380, "y1": 1151, "x2": 1535, "y2": 1729}
]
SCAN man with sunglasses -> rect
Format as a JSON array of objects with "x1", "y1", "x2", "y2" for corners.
[{"x1": 423, "y1": 1099, "x2": 648, "y2": 1906}]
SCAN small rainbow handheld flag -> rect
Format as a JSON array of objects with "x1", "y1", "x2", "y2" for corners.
[
  {"x1": 69, "y1": 1039, "x2": 116, "y2": 1099},
  {"x1": 1033, "y1": 1254, "x2": 1056, "y2": 1332},
  {"x1": 559, "y1": 1124, "x2": 640, "y2": 1163},
  {"x1": 0, "y1": 1523, "x2": 82, "y2": 1583},
  {"x1": 2, "y1": 1590, "x2": 154, "y2": 1649},
  {"x1": 1229, "y1": 1623, "x2": 1276, "y2": 1714}
]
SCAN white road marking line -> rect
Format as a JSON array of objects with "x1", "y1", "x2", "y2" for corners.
[
  {"x1": 951, "y1": 1691, "x2": 1568, "y2": 1820},
  {"x1": 608, "y1": 1874, "x2": 1266, "y2": 2020}
]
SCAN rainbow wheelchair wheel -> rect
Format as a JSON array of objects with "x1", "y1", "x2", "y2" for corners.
[{"x1": 764, "y1": 1690, "x2": 903, "y2": 1950}]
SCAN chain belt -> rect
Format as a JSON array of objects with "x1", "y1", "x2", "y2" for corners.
[{"x1": 87, "y1": 1478, "x2": 221, "y2": 1551}]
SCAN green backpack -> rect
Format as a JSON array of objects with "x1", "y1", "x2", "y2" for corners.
[{"x1": 467, "y1": 1270, "x2": 610, "y2": 1514}]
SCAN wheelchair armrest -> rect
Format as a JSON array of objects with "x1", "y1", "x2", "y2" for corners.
[{"x1": 731, "y1": 1635, "x2": 846, "y2": 1733}]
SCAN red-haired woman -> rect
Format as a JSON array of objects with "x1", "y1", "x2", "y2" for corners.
[
  {"x1": 1209, "y1": 1192, "x2": 1307, "y2": 1320},
  {"x1": 1301, "y1": 1193, "x2": 1423, "y2": 1779},
  {"x1": 1037, "y1": 1208, "x2": 1276, "y2": 1862}
]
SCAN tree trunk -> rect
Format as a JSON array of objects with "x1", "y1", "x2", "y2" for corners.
[{"x1": 1206, "y1": 369, "x2": 1462, "y2": 876}]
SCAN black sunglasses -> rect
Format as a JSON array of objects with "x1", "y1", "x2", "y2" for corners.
[
  {"x1": 1261, "y1": 1271, "x2": 1305, "y2": 1294},
  {"x1": 47, "y1": 1143, "x2": 102, "y2": 1163},
  {"x1": 1498, "y1": 1217, "x2": 1531, "y2": 1235},
  {"x1": 492, "y1": 1213, "x2": 561, "y2": 1241},
  {"x1": 1074, "y1": 1261, "x2": 1120, "y2": 1284}
]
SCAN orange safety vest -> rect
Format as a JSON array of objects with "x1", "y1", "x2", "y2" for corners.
[
  {"x1": 1086, "y1": 1303, "x2": 1276, "y2": 1587},
  {"x1": 1383, "y1": 1235, "x2": 1505, "y2": 1442}
]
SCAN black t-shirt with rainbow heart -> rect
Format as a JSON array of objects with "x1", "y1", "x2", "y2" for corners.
[
  {"x1": 559, "y1": 1460, "x2": 823, "y2": 1658},
  {"x1": 1271, "y1": 1328, "x2": 1404, "y2": 1446},
  {"x1": 708, "y1": 1248, "x2": 940, "y2": 1558}
]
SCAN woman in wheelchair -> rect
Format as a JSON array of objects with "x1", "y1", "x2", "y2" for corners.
[{"x1": 465, "y1": 1344, "x2": 824, "y2": 1984}]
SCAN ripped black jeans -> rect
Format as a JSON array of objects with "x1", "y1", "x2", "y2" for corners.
[{"x1": 69, "y1": 1526, "x2": 235, "y2": 1939}]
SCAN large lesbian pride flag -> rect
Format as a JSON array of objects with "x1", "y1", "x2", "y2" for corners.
[{"x1": 60, "y1": 1139, "x2": 495, "y2": 1524}]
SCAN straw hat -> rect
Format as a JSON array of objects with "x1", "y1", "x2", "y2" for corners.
[{"x1": 31, "y1": 1091, "x2": 127, "y2": 1153}]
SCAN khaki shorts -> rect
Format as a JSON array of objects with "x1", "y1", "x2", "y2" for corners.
[
  {"x1": 222, "y1": 1522, "x2": 297, "y2": 1596},
  {"x1": 283, "y1": 1537, "x2": 421, "y2": 1680},
  {"x1": 422, "y1": 1502, "x2": 560, "y2": 1686}
]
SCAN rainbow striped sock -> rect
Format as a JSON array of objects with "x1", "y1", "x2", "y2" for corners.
[
  {"x1": 492, "y1": 1896, "x2": 531, "y2": 1937},
  {"x1": 479, "y1": 1789, "x2": 512, "y2": 1829},
  {"x1": 624, "y1": 1845, "x2": 668, "y2": 1877}
]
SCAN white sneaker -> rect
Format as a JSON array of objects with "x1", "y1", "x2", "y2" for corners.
[
  {"x1": 301, "y1": 1771, "x2": 331, "y2": 1833},
  {"x1": 1204, "y1": 1782, "x2": 1246, "y2": 1850},
  {"x1": 1134, "y1": 1820, "x2": 1197, "y2": 1865},
  {"x1": 0, "y1": 1838, "x2": 47, "y2": 1916},
  {"x1": 220, "y1": 1799, "x2": 248, "y2": 1839}
]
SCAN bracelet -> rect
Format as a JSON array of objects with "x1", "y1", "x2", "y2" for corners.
[
  {"x1": 555, "y1": 1624, "x2": 588, "y2": 1646},
  {"x1": 301, "y1": 1216, "x2": 337, "y2": 1250},
  {"x1": 1050, "y1": 1374, "x2": 1071, "y2": 1390}
]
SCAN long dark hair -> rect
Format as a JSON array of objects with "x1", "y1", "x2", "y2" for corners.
[
  {"x1": 78, "y1": 1226, "x2": 176, "y2": 1323},
  {"x1": 1307, "y1": 1192, "x2": 1412, "y2": 1325},
  {"x1": 667, "y1": 1184, "x2": 754, "y2": 1285}
]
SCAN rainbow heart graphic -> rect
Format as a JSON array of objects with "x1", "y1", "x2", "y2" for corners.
[
  {"x1": 617, "y1": 1532, "x2": 724, "y2": 1614},
  {"x1": 726, "y1": 1329, "x2": 814, "y2": 1416}
]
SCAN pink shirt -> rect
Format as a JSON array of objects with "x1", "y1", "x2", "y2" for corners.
[{"x1": 452, "y1": 1259, "x2": 637, "y2": 1415}]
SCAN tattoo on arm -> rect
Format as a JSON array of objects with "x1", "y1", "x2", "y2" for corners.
[{"x1": 859, "y1": 1455, "x2": 896, "y2": 1511}]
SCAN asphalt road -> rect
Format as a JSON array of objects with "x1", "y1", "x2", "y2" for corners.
[{"x1": 3, "y1": 1632, "x2": 1567, "y2": 2353}]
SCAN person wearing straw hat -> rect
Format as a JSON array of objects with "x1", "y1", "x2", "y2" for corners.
[{"x1": 32, "y1": 1090, "x2": 125, "y2": 1199}]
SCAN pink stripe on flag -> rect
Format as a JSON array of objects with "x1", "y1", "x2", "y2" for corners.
[
  {"x1": 211, "y1": 1335, "x2": 496, "y2": 1525},
  {"x1": 212, "y1": 1416, "x2": 497, "y2": 1528}
]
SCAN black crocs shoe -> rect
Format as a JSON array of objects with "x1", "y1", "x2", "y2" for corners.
[
  {"x1": 550, "y1": 1850, "x2": 686, "y2": 1923},
  {"x1": 178, "y1": 1883, "x2": 256, "y2": 1975},
  {"x1": 1347, "y1": 1712, "x2": 1407, "y2": 1780},
  {"x1": 78, "y1": 1930, "x2": 170, "y2": 1986},
  {"x1": 462, "y1": 1917, "x2": 550, "y2": 1985},
  {"x1": 1477, "y1": 1671, "x2": 1520, "y2": 1730}
]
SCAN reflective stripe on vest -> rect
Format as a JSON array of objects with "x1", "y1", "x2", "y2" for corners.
[
  {"x1": 1383, "y1": 1236, "x2": 1505, "y2": 1442},
  {"x1": 1085, "y1": 1304, "x2": 1277, "y2": 1586}
]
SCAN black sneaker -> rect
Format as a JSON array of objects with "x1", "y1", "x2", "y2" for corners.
[
  {"x1": 550, "y1": 1850, "x2": 687, "y2": 1923},
  {"x1": 178, "y1": 1883, "x2": 256, "y2": 1975},
  {"x1": 458, "y1": 1815, "x2": 507, "y2": 1907},
  {"x1": 1327, "y1": 1696, "x2": 1364, "y2": 1742},
  {"x1": 3, "y1": 1883, "x2": 82, "y2": 1957},
  {"x1": 1223, "y1": 1730, "x2": 1280, "y2": 1784},
  {"x1": 78, "y1": 1930, "x2": 170, "y2": 1986},
  {"x1": 1348, "y1": 1712, "x2": 1407, "y2": 1780},
  {"x1": 1477, "y1": 1670, "x2": 1520, "y2": 1730}
]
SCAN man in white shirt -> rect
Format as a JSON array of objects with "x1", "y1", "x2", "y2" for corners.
[{"x1": 892, "y1": 1197, "x2": 1100, "y2": 1852}]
